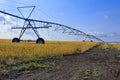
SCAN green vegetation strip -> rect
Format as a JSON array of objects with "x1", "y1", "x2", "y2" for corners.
[{"x1": 0, "y1": 56, "x2": 55, "y2": 76}]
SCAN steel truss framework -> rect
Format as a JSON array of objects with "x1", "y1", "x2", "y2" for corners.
[{"x1": 0, "y1": 6, "x2": 104, "y2": 44}]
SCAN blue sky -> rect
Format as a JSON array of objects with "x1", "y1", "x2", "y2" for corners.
[{"x1": 0, "y1": 0, "x2": 120, "y2": 42}]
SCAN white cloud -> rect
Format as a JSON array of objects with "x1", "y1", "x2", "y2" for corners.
[
  {"x1": 88, "y1": 31, "x2": 120, "y2": 42},
  {"x1": 104, "y1": 15, "x2": 109, "y2": 20},
  {"x1": 88, "y1": 31, "x2": 119, "y2": 38},
  {"x1": 0, "y1": 14, "x2": 36, "y2": 39},
  {"x1": 87, "y1": 31, "x2": 104, "y2": 36},
  {"x1": 107, "y1": 32, "x2": 120, "y2": 37},
  {"x1": 0, "y1": 13, "x2": 4, "y2": 21}
]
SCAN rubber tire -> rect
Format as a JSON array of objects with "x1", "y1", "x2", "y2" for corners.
[
  {"x1": 36, "y1": 38, "x2": 45, "y2": 44},
  {"x1": 83, "y1": 40, "x2": 85, "y2": 42},
  {"x1": 12, "y1": 38, "x2": 20, "y2": 43},
  {"x1": 90, "y1": 40, "x2": 93, "y2": 42}
]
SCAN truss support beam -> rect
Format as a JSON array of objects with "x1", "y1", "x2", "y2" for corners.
[{"x1": 0, "y1": 9, "x2": 104, "y2": 42}]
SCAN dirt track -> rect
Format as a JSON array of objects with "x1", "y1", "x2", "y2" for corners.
[{"x1": 3, "y1": 46, "x2": 120, "y2": 80}]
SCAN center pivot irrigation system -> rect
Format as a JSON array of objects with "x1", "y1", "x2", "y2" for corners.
[{"x1": 0, "y1": 6, "x2": 104, "y2": 44}]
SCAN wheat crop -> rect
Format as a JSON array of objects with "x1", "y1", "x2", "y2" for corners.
[
  {"x1": 0, "y1": 39, "x2": 100, "y2": 75},
  {"x1": 0, "y1": 40, "x2": 99, "y2": 58}
]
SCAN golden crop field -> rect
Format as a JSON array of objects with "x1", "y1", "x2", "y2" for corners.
[
  {"x1": 0, "y1": 39, "x2": 100, "y2": 75},
  {"x1": 0, "y1": 39, "x2": 100, "y2": 60},
  {"x1": 0, "y1": 39, "x2": 100, "y2": 67},
  {"x1": 110, "y1": 43, "x2": 120, "y2": 50}
]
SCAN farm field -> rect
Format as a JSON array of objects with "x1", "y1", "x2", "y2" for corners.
[
  {"x1": 0, "y1": 40, "x2": 99, "y2": 76},
  {"x1": 0, "y1": 40, "x2": 120, "y2": 80},
  {"x1": 110, "y1": 43, "x2": 120, "y2": 50},
  {"x1": 0, "y1": 39, "x2": 99, "y2": 58}
]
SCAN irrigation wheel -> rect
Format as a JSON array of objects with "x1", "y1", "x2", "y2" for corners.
[
  {"x1": 36, "y1": 38, "x2": 45, "y2": 44},
  {"x1": 12, "y1": 37, "x2": 20, "y2": 43}
]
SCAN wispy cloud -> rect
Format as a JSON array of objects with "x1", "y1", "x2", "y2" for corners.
[
  {"x1": 0, "y1": 16, "x2": 4, "y2": 22},
  {"x1": 88, "y1": 31, "x2": 119, "y2": 37},
  {"x1": 88, "y1": 31, "x2": 120, "y2": 41},
  {"x1": 104, "y1": 15, "x2": 109, "y2": 20},
  {"x1": 87, "y1": 31, "x2": 104, "y2": 36},
  {"x1": 0, "y1": 14, "x2": 36, "y2": 39}
]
